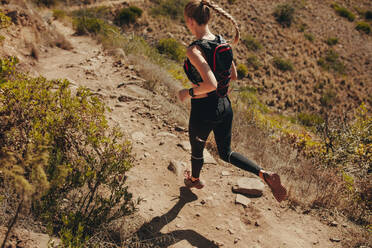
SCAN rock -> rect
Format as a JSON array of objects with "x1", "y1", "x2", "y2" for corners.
[
  {"x1": 235, "y1": 194, "x2": 251, "y2": 207},
  {"x1": 131, "y1": 131, "x2": 146, "y2": 143},
  {"x1": 330, "y1": 237, "x2": 341, "y2": 242},
  {"x1": 175, "y1": 126, "x2": 186, "y2": 132},
  {"x1": 232, "y1": 177, "x2": 265, "y2": 197},
  {"x1": 222, "y1": 171, "x2": 231, "y2": 176},
  {"x1": 168, "y1": 160, "x2": 185, "y2": 176},
  {"x1": 157, "y1": 132, "x2": 177, "y2": 138},
  {"x1": 177, "y1": 141, "x2": 191, "y2": 152},
  {"x1": 254, "y1": 221, "x2": 260, "y2": 227},
  {"x1": 234, "y1": 238, "x2": 240, "y2": 244},
  {"x1": 228, "y1": 229, "x2": 235, "y2": 234},
  {"x1": 329, "y1": 221, "x2": 338, "y2": 227}
]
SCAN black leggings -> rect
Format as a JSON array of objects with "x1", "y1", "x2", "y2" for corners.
[{"x1": 189, "y1": 94, "x2": 261, "y2": 178}]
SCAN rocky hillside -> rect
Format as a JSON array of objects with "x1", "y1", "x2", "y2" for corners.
[{"x1": 124, "y1": 0, "x2": 372, "y2": 116}]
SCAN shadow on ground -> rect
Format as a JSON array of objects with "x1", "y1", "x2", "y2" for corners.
[{"x1": 124, "y1": 186, "x2": 218, "y2": 248}]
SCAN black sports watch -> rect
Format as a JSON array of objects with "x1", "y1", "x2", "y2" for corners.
[{"x1": 188, "y1": 88, "x2": 195, "y2": 97}]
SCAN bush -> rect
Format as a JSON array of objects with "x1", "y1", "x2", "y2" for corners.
[
  {"x1": 273, "y1": 57, "x2": 294, "y2": 71},
  {"x1": 273, "y1": 3, "x2": 295, "y2": 27},
  {"x1": 332, "y1": 3, "x2": 356, "y2": 21},
  {"x1": 52, "y1": 9, "x2": 67, "y2": 20},
  {"x1": 297, "y1": 112, "x2": 324, "y2": 127},
  {"x1": 156, "y1": 38, "x2": 186, "y2": 62},
  {"x1": 0, "y1": 11, "x2": 12, "y2": 29},
  {"x1": 0, "y1": 57, "x2": 136, "y2": 246},
  {"x1": 241, "y1": 35, "x2": 262, "y2": 52},
  {"x1": 151, "y1": 0, "x2": 189, "y2": 21},
  {"x1": 237, "y1": 64, "x2": 248, "y2": 79},
  {"x1": 227, "y1": 0, "x2": 236, "y2": 4},
  {"x1": 365, "y1": 10, "x2": 372, "y2": 20},
  {"x1": 73, "y1": 17, "x2": 105, "y2": 35},
  {"x1": 326, "y1": 37, "x2": 338, "y2": 46},
  {"x1": 115, "y1": 6, "x2": 143, "y2": 26},
  {"x1": 246, "y1": 55, "x2": 262, "y2": 70},
  {"x1": 72, "y1": 6, "x2": 112, "y2": 20},
  {"x1": 34, "y1": 0, "x2": 58, "y2": 7},
  {"x1": 304, "y1": 32, "x2": 315, "y2": 42},
  {"x1": 317, "y1": 49, "x2": 345, "y2": 74},
  {"x1": 355, "y1": 21, "x2": 371, "y2": 34}
]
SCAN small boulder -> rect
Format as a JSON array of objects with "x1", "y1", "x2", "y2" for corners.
[
  {"x1": 235, "y1": 194, "x2": 251, "y2": 207},
  {"x1": 168, "y1": 160, "x2": 185, "y2": 176},
  {"x1": 232, "y1": 177, "x2": 265, "y2": 197}
]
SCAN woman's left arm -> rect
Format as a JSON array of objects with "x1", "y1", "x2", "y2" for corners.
[{"x1": 179, "y1": 45, "x2": 218, "y2": 102}]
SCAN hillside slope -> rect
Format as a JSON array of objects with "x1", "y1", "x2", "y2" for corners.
[{"x1": 0, "y1": 0, "x2": 370, "y2": 247}]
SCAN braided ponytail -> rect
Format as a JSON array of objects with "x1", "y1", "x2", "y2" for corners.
[{"x1": 202, "y1": 0, "x2": 240, "y2": 45}]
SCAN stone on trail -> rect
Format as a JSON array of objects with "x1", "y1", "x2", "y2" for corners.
[
  {"x1": 177, "y1": 141, "x2": 191, "y2": 152},
  {"x1": 168, "y1": 160, "x2": 186, "y2": 176},
  {"x1": 235, "y1": 194, "x2": 251, "y2": 207},
  {"x1": 131, "y1": 131, "x2": 146, "y2": 143},
  {"x1": 156, "y1": 131, "x2": 177, "y2": 138},
  {"x1": 232, "y1": 177, "x2": 265, "y2": 197}
]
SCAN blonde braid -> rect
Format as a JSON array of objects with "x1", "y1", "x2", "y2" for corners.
[{"x1": 202, "y1": 0, "x2": 240, "y2": 45}]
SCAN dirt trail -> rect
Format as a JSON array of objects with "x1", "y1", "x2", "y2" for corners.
[{"x1": 33, "y1": 20, "x2": 345, "y2": 248}]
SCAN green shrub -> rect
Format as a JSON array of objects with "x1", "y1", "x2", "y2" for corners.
[
  {"x1": 115, "y1": 6, "x2": 143, "y2": 26},
  {"x1": 237, "y1": 64, "x2": 248, "y2": 79},
  {"x1": 304, "y1": 32, "x2": 315, "y2": 42},
  {"x1": 156, "y1": 38, "x2": 186, "y2": 62},
  {"x1": 52, "y1": 9, "x2": 67, "y2": 20},
  {"x1": 297, "y1": 112, "x2": 324, "y2": 127},
  {"x1": 273, "y1": 3, "x2": 295, "y2": 27},
  {"x1": 0, "y1": 11, "x2": 12, "y2": 29},
  {"x1": 365, "y1": 10, "x2": 372, "y2": 20},
  {"x1": 355, "y1": 21, "x2": 371, "y2": 34},
  {"x1": 320, "y1": 89, "x2": 337, "y2": 107},
  {"x1": 151, "y1": 0, "x2": 189, "y2": 21},
  {"x1": 246, "y1": 55, "x2": 262, "y2": 70},
  {"x1": 298, "y1": 23, "x2": 307, "y2": 32},
  {"x1": 332, "y1": 3, "x2": 356, "y2": 21},
  {"x1": 73, "y1": 17, "x2": 105, "y2": 35},
  {"x1": 273, "y1": 57, "x2": 294, "y2": 71},
  {"x1": 317, "y1": 49, "x2": 345, "y2": 73},
  {"x1": 0, "y1": 57, "x2": 135, "y2": 246},
  {"x1": 227, "y1": 0, "x2": 236, "y2": 4},
  {"x1": 72, "y1": 6, "x2": 112, "y2": 20},
  {"x1": 241, "y1": 35, "x2": 262, "y2": 52},
  {"x1": 326, "y1": 37, "x2": 338, "y2": 46}
]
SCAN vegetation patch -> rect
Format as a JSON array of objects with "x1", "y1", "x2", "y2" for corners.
[
  {"x1": 0, "y1": 57, "x2": 136, "y2": 247},
  {"x1": 52, "y1": 9, "x2": 67, "y2": 20},
  {"x1": 331, "y1": 3, "x2": 356, "y2": 21},
  {"x1": 273, "y1": 57, "x2": 294, "y2": 72},
  {"x1": 115, "y1": 6, "x2": 143, "y2": 26},
  {"x1": 72, "y1": 6, "x2": 112, "y2": 20},
  {"x1": 241, "y1": 34, "x2": 262, "y2": 52},
  {"x1": 151, "y1": 0, "x2": 189, "y2": 21},
  {"x1": 273, "y1": 3, "x2": 295, "y2": 27},
  {"x1": 246, "y1": 55, "x2": 262, "y2": 70},
  {"x1": 0, "y1": 11, "x2": 12, "y2": 28},
  {"x1": 317, "y1": 49, "x2": 345, "y2": 74},
  {"x1": 237, "y1": 64, "x2": 248, "y2": 79},
  {"x1": 304, "y1": 32, "x2": 315, "y2": 42},
  {"x1": 156, "y1": 38, "x2": 186, "y2": 62},
  {"x1": 355, "y1": 21, "x2": 371, "y2": 34},
  {"x1": 297, "y1": 112, "x2": 324, "y2": 127},
  {"x1": 365, "y1": 10, "x2": 372, "y2": 20},
  {"x1": 326, "y1": 37, "x2": 338, "y2": 46}
]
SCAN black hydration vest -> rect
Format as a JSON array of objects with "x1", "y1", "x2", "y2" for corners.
[{"x1": 183, "y1": 35, "x2": 233, "y2": 97}]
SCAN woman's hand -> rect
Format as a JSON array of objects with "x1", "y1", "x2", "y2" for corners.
[{"x1": 178, "y1": 89, "x2": 191, "y2": 102}]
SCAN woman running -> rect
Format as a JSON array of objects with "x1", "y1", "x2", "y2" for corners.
[{"x1": 178, "y1": 0, "x2": 287, "y2": 202}]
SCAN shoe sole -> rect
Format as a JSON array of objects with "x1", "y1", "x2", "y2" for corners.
[{"x1": 265, "y1": 173, "x2": 287, "y2": 202}]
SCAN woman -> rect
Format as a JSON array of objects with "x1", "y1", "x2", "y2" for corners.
[{"x1": 178, "y1": 0, "x2": 287, "y2": 202}]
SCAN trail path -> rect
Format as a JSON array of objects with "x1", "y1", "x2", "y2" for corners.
[{"x1": 34, "y1": 20, "x2": 345, "y2": 248}]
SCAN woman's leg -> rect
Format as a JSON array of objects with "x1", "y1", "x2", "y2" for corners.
[
  {"x1": 213, "y1": 100, "x2": 262, "y2": 176},
  {"x1": 188, "y1": 112, "x2": 213, "y2": 179}
]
